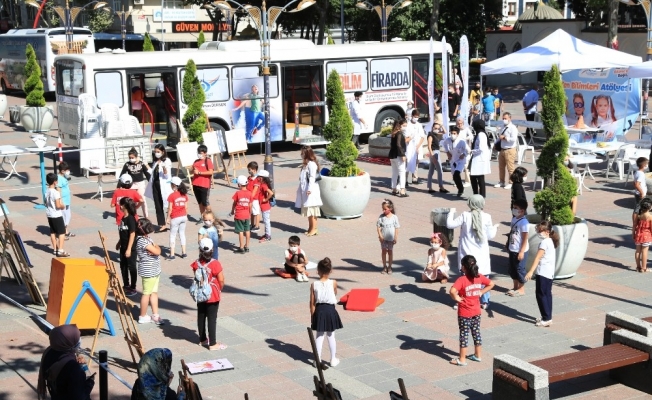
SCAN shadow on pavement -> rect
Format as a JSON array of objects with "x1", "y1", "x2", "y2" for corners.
[
  {"x1": 396, "y1": 334, "x2": 457, "y2": 362},
  {"x1": 264, "y1": 338, "x2": 312, "y2": 366}
]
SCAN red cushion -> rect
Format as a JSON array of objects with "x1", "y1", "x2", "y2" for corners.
[
  {"x1": 340, "y1": 289, "x2": 381, "y2": 311},
  {"x1": 274, "y1": 269, "x2": 309, "y2": 279}
]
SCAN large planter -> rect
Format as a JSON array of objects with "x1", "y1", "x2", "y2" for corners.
[
  {"x1": 19, "y1": 105, "x2": 54, "y2": 132},
  {"x1": 524, "y1": 214, "x2": 589, "y2": 279},
  {"x1": 0, "y1": 95, "x2": 6, "y2": 120},
  {"x1": 318, "y1": 172, "x2": 371, "y2": 219},
  {"x1": 368, "y1": 134, "x2": 391, "y2": 158}
]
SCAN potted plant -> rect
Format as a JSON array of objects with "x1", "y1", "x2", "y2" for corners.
[
  {"x1": 181, "y1": 58, "x2": 207, "y2": 143},
  {"x1": 525, "y1": 64, "x2": 588, "y2": 279},
  {"x1": 318, "y1": 69, "x2": 371, "y2": 219},
  {"x1": 368, "y1": 125, "x2": 393, "y2": 158},
  {"x1": 20, "y1": 44, "x2": 54, "y2": 132}
]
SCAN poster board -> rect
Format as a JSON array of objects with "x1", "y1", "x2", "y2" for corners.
[
  {"x1": 186, "y1": 358, "x2": 234, "y2": 375},
  {"x1": 224, "y1": 128, "x2": 247, "y2": 154},
  {"x1": 176, "y1": 142, "x2": 199, "y2": 168},
  {"x1": 202, "y1": 131, "x2": 226, "y2": 155}
]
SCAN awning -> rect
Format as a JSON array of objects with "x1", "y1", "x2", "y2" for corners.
[
  {"x1": 147, "y1": 33, "x2": 202, "y2": 43},
  {"x1": 93, "y1": 32, "x2": 160, "y2": 42}
]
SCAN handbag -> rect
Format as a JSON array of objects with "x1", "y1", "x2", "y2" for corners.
[{"x1": 494, "y1": 126, "x2": 508, "y2": 152}]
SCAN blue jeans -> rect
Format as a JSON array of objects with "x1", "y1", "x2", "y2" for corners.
[{"x1": 245, "y1": 109, "x2": 265, "y2": 141}]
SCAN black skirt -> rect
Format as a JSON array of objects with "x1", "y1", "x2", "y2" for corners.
[{"x1": 311, "y1": 303, "x2": 343, "y2": 332}]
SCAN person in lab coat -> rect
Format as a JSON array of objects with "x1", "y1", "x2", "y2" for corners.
[{"x1": 405, "y1": 109, "x2": 426, "y2": 184}]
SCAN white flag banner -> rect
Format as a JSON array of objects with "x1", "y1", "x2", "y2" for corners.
[
  {"x1": 441, "y1": 36, "x2": 449, "y2": 132},
  {"x1": 459, "y1": 35, "x2": 469, "y2": 128},
  {"x1": 426, "y1": 36, "x2": 435, "y2": 132}
]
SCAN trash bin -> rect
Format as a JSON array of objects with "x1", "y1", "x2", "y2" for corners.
[
  {"x1": 9, "y1": 106, "x2": 19, "y2": 124},
  {"x1": 430, "y1": 207, "x2": 454, "y2": 244}
]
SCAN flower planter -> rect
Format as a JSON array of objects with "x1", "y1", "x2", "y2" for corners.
[
  {"x1": 19, "y1": 105, "x2": 54, "y2": 132},
  {"x1": 0, "y1": 95, "x2": 6, "y2": 120},
  {"x1": 318, "y1": 172, "x2": 371, "y2": 219},
  {"x1": 524, "y1": 214, "x2": 589, "y2": 279},
  {"x1": 368, "y1": 133, "x2": 391, "y2": 158}
]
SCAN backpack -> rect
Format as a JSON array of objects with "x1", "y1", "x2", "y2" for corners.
[{"x1": 189, "y1": 263, "x2": 213, "y2": 303}]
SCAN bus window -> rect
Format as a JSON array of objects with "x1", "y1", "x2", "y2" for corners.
[
  {"x1": 95, "y1": 72, "x2": 123, "y2": 107},
  {"x1": 56, "y1": 60, "x2": 83, "y2": 97},
  {"x1": 326, "y1": 61, "x2": 368, "y2": 93},
  {"x1": 412, "y1": 58, "x2": 429, "y2": 118},
  {"x1": 370, "y1": 58, "x2": 410, "y2": 91},
  {"x1": 179, "y1": 67, "x2": 229, "y2": 103}
]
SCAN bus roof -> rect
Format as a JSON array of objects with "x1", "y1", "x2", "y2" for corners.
[
  {"x1": 3, "y1": 27, "x2": 92, "y2": 36},
  {"x1": 55, "y1": 39, "x2": 452, "y2": 70}
]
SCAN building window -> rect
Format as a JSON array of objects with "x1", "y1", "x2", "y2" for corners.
[
  {"x1": 525, "y1": 2, "x2": 536, "y2": 9},
  {"x1": 513, "y1": 42, "x2": 522, "y2": 52},
  {"x1": 164, "y1": 0, "x2": 184, "y2": 9},
  {"x1": 497, "y1": 42, "x2": 507, "y2": 58},
  {"x1": 112, "y1": 0, "x2": 122, "y2": 11},
  {"x1": 508, "y1": 2, "x2": 516, "y2": 16}
]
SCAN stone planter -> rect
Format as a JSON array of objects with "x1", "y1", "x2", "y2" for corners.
[
  {"x1": 524, "y1": 214, "x2": 589, "y2": 279},
  {"x1": 645, "y1": 172, "x2": 652, "y2": 193},
  {"x1": 368, "y1": 134, "x2": 391, "y2": 158},
  {"x1": 0, "y1": 95, "x2": 6, "y2": 120},
  {"x1": 19, "y1": 105, "x2": 54, "y2": 132},
  {"x1": 318, "y1": 172, "x2": 371, "y2": 219},
  {"x1": 9, "y1": 106, "x2": 20, "y2": 124}
]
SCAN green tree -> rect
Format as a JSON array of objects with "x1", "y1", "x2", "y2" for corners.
[
  {"x1": 197, "y1": 30, "x2": 206, "y2": 48},
  {"x1": 182, "y1": 59, "x2": 207, "y2": 143},
  {"x1": 88, "y1": 8, "x2": 114, "y2": 33},
  {"x1": 323, "y1": 69, "x2": 359, "y2": 177},
  {"x1": 533, "y1": 64, "x2": 577, "y2": 225},
  {"x1": 24, "y1": 44, "x2": 45, "y2": 107},
  {"x1": 143, "y1": 32, "x2": 155, "y2": 51}
]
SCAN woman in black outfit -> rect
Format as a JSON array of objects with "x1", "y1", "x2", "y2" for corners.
[
  {"x1": 119, "y1": 147, "x2": 151, "y2": 218},
  {"x1": 388, "y1": 118, "x2": 408, "y2": 197},
  {"x1": 510, "y1": 166, "x2": 528, "y2": 209},
  {"x1": 146, "y1": 144, "x2": 172, "y2": 232}
]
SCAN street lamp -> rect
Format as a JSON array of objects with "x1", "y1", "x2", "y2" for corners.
[
  {"x1": 112, "y1": 5, "x2": 133, "y2": 51},
  {"x1": 26, "y1": 0, "x2": 107, "y2": 52},
  {"x1": 620, "y1": 0, "x2": 652, "y2": 115},
  {"x1": 209, "y1": 0, "x2": 315, "y2": 182},
  {"x1": 355, "y1": 0, "x2": 411, "y2": 42}
]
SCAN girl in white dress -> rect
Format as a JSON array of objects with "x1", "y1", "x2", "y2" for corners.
[
  {"x1": 422, "y1": 232, "x2": 450, "y2": 283},
  {"x1": 310, "y1": 257, "x2": 343, "y2": 368},
  {"x1": 295, "y1": 146, "x2": 323, "y2": 236}
]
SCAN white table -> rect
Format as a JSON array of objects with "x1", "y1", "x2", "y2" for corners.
[
  {"x1": 570, "y1": 141, "x2": 625, "y2": 179},
  {"x1": 569, "y1": 155, "x2": 603, "y2": 193},
  {"x1": 0, "y1": 145, "x2": 27, "y2": 181},
  {"x1": 83, "y1": 167, "x2": 121, "y2": 202}
]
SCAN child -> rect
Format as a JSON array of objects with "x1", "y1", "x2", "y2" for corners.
[
  {"x1": 422, "y1": 232, "x2": 450, "y2": 283},
  {"x1": 257, "y1": 169, "x2": 274, "y2": 243},
  {"x1": 45, "y1": 173, "x2": 69, "y2": 257},
  {"x1": 285, "y1": 235, "x2": 309, "y2": 282},
  {"x1": 198, "y1": 211, "x2": 225, "y2": 260},
  {"x1": 310, "y1": 257, "x2": 343, "y2": 368},
  {"x1": 166, "y1": 176, "x2": 189, "y2": 260},
  {"x1": 111, "y1": 174, "x2": 143, "y2": 226},
  {"x1": 449, "y1": 255, "x2": 494, "y2": 366},
  {"x1": 633, "y1": 157, "x2": 648, "y2": 226},
  {"x1": 633, "y1": 198, "x2": 652, "y2": 272},
  {"x1": 190, "y1": 145, "x2": 214, "y2": 218},
  {"x1": 510, "y1": 166, "x2": 528, "y2": 210},
  {"x1": 590, "y1": 95, "x2": 617, "y2": 127},
  {"x1": 376, "y1": 199, "x2": 400, "y2": 275},
  {"x1": 192, "y1": 238, "x2": 226, "y2": 350},
  {"x1": 246, "y1": 161, "x2": 262, "y2": 233},
  {"x1": 134, "y1": 218, "x2": 164, "y2": 325},
  {"x1": 57, "y1": 162, "x2": 74, "y2": 239},
  {"x1": 115, "y1": 197, "x2": 138, "y2": 296},
  {"x1": 507, "y1": 199, "x2": 529, "y2": 296},
  {"x1": 524, "y1": 221, "x2": 559, "y2": 327},
  {"x1": 231, "y1": 175, "x2": 252, "y2": 254}
]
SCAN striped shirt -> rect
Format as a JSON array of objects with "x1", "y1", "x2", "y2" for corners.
[{"x1": 136, "y1": 236, "x2": 161, "y2": 278}]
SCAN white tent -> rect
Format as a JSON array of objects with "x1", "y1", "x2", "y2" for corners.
[
  {"x1": 481, "y1": 29, "x2": 642, "y2": 75},
  {"x1": 628, "y1": 61, "x2": 652, "y2": 78}
]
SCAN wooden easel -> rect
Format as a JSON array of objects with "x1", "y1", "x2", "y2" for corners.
[
  {"x1": 307, "y1": 327, "x2": 342, "y2": 400},
  {"x1": 389, "y1": 378, "x2": 410, "y2": 399},
  {"x1": 89, "y1": 231, "x2": 144, "y2": 366},
  {"x1": 179, "y1": 359, "x2": 203, "y2": 400},
  {"x1": 0, "y1": 199, "x2": 45, "y2": 306},
  {"x1": 176, "y1": 125, "x2": 193, "y2": 183},
  {"x1": 226, "y1": 151, "x2": 247, "y2": 186}
]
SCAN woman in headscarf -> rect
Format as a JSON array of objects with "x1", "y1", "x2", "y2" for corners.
[
  {"x1": 131, "y1": 348, "x2": 183, "y2": 400},
  {"x1": 446, "y1": 195, "x2": 498, "y2": 309},
  {"x1": 38, "y1": 325, "x2": 94, "y2": 400}
]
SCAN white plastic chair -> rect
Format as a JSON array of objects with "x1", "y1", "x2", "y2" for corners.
[
  {"x1": 126, "y1": 115, "x2": 143, "y2": 136},
  {"x1": 517, "y1": 133, "x2": 535, "y2": 165},
  {"x1": 611, "y1": 144, "x2": 636, "y2": 180},
  {"x1": 104, "y1": 120, "x2": 126, "y2": 138},
  {"x1": 77, "y1": 93, "x2": 101, "y2": 138},
  {"x1": 100, "y1": 103, "x2": 120, "y2": 136}
]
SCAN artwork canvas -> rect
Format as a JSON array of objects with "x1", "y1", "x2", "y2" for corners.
[
  {"x1": 186, "y1": 358, "x2": 234, "y2": 375},
  {"x1": 176, "y1": 142, "x2": 199, "y2": 168},
  {"x1": 202, "y1": 131, "x2": 226, "y2": 155},
  {"x1": 224, "y1": 128, "x2": 248, "y2": 154}
]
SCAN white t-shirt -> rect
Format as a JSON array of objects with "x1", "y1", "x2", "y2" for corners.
[
  {"x1": 535, "y1": 237, "x2": 555, "y2": 279},
  {"x1": 450, "y1": 139, "x2": 468, "y2": 172},
  {"x1": 285, "y1": 248, "x2": 307, "y2": 263},
  {"x1": 634, "y1": 170, "x2": 647, "y2": 196},
  {"x1": 508, "y1": 216, "x2": 529, "y2": 253},
  {"x1": 45, "y1": 188, "x2": 62, "y2": 218}
]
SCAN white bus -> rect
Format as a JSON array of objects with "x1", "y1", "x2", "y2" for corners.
[
  {"x1": 0, "y1": 28, "x2": 95, "y2": 94},
  {"x1": 54, "y1": 39, "x2": 450, "y2": 148}
]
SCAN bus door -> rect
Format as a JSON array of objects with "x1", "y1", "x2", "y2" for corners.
[{"x1": 281, "y1": 62, "x2": 324, "y2": 140}]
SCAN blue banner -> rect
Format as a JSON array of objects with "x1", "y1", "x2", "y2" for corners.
[{"x1": 563, "y1": 68, "x2": 640, "y2": 143}]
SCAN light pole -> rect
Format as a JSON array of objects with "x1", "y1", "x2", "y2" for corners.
[
  {"x1": 160, "y1": 0, "x2": 165, "y2": 51},
  {"x1": 355, "y1": 0, "x2": 411, "y2": 42},
  {"x1": 210, "y1": 0, "x2": 315, "y2": 181},
  {"x1": 26, "y1": 0, "x2": 107, "y2": 52},
  {"x1": 341, "y1": 0, "x2": 344, "y2": 44},
  {"x1": 113, "y1": 5, "x2": 133, "y2": 51},
  {"x1": 620, "y1": 0, "x2": 652, "y2": 115}
]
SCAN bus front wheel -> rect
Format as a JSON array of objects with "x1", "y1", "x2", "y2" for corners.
[
  {"x1": 374, "y1": 109, "x2": 401, "y2": 133},
  {"x1": 210, "y1": 121, "x2": 227, "y2": 136}
]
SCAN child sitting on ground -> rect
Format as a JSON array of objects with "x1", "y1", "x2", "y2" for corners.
[
  {"x1": 422, "y1": 232, "x2": 450, "y2": 283},
  {"x1": 285, "y1": 235, "x2": 309, "y2": 282}
]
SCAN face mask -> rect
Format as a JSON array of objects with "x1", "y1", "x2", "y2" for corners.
[
  {"x1": 203, "y1": 220, "x2": 213, "y2": 227},
  {"x1": 197, "y1": 153, "x2": 203, "y2": 159},
  {"x1": 249, "y1": 171, "x2": 257, "y2": 177},
  {"x1": 431, "y1": 243, "x2": 440, "y2": 250},
  {"x1": 290, "y1": 246, "x2": 298, "y2": 253},
  {"x1": 401, "y1": 127, "x2": 407, "y2": 133},
  {"x1": 155, "y1": 152, "x2": 162, "y2": 159},
  {"x1": 411, "y1": 117, "x2": 418, "y2": 123},
  {"x1": 129, "y1": 158, "x2": 136, "y2": 163},
  {"x1": 538, "y1": 232, "x2": 548, "y2": 240},
  {"x1": 512, "y1": 209, "x2": 521, "y2": 217},
  {"x1": 64, "y1": 171, "x2": 70, "y2": 178},
  {"x1": 502, "y1": 119, "x2": 509, "y2": 124},
  {"x1": 383, "y1": 209, "x2": 391, "y2": 215},
  {"x1": 451, "y1": 135, "x2": 458, "y2": 141},
  {"x1": 522, "y1": 176, "x2": 527, "y2": 182}
]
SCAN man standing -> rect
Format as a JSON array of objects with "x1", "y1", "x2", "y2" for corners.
[
  {"x1": 447, "y1": 84, "x2": 460, "y2": 121},
  {"x1": 494, "y1": 112, "x2": 519, "y2": 189},
  {"x1": 406, "y1": 109, "x2": 426, "y2": 184},
  {"x1": 456, "y1": 117, "x2": 472, "y2": 188},
  {"x1": 481, "y1": 88, "x2": 496, "y2": 122},
  {"x1": 492, "y1": 87, "x2": 503, "y2": 121},
  {"x1": 522, "y1": 85, "x2": 539, "y2": 137},
  {"x1": 469, "y1": 83, "x2": 483, "y2": 108},
  {"x1": 350, "y1": 91, "x2": 367, "y2": 150}
]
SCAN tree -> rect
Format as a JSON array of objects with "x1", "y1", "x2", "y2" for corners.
[
  {"x1": 182, "y1": 59, "x2": 207, "y2": 143},
  {"x1": 197, "y1": 30, "x2": 206, "y2": 48},
  {"x1": 143, "y1": 32, "x2": 155, "y2": 51},
  {"x1": 323, "y1": 69, "x2": 359, "y2": 177},
  {"x1": 24, "y1": 44, "x2": 45, "y2": 107},
  {"x1": 87, "y1": 8, "x2": 113, "y2": 33},
  {"x1": 431, "y1": 0, "x2": 441, "y2": 39}
]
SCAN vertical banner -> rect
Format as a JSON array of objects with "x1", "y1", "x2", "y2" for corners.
[
  {"x1": 441, "y1": 36, "x2": 449, "y2": 132},
  {"x1": 562, "y1": 68, "x2": 640, "y2": 143},
  {"x1": 459, "y1": 35, "x2": 469, "y2": 128},
  {"x1": 426, "y1": 37, "x2": 434, "y2": 131}
]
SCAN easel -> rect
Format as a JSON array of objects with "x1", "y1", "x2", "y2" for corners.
[
  {"x1": 89, "y1": 231, "x2": 144, "y2": 366},
  {"x1": 226, "y1": 151, "x2": 247, "y2": 186},
  {"x1": 307, "y1": 327, "x2": 342, "y2": 400},
  {"x1": 179, "y1": 359, "x2": 203, "y2": 400},
  {"x1": 176, "y1": 125, "x2": 193, "y2": 183},
  {"x1": 389, "y1": 378, "x2": 410, "y2": 399},
  {"x1": 0, "y1": 199, "x2": 45, "y2": 306}
]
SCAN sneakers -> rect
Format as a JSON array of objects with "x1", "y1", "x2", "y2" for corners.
[
  {"x1": 250, "y1": 226, "x2": 261, "y2": 233},
  {"x1": 151, "y1": 314, "x2": 164, "y2": 325},
  {"x1": 481, "y1": 303, "x2": 489, "y2": 310},
  {"x1": 296, "y1": 273, "x2": 308, "y2": 282},
  {"x1": 234, "y1": 248, "x2": 246, "y2": 254},
  {"x1": 330, "y1": 358, "x2": 340, "y2": 367},
  {"x1": 180, "y1": 253, "x2": 187, "y2": 259},
  {"x1": 493, "y1": 182, "x2": 504, "y2": 188},
  {"x1": 504, "y1": 184, "x2": 512, "y2": 189},
  {"x1": 259, "y1": 235, "x2": 271, "y2": 243},
  {"x1": 535, "y1": 319, "x2": 552, "y2": 327},
  {"x1": 439, "y1": 188, "x2": 450, "y2": 193},
  {"x1": 125, "y1": 288, "x2": 137, "y2": 297},
  {"x1": 462, "y1": 182, "x2": 471, "y2": 187},
  {"x1": 138, "y1": 315, "x2": 152, "y2": 324},
  {"x1": 244, "y1": 246, "x2": 250, "y2": 253}
]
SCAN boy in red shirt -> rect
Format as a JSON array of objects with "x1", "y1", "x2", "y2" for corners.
[
  {"x1": 190, "y1": 145, "x2": 214, "y2": 218},
  {"x1": 111, "y1": 174, "x2": 143, "y2": 225},
  {"x1": 246, "y1": 161, "x2": 261, "y2": 233},
  {"x1": 449, "y1": 255, "x2": 494, "y2": 366},
  {"x1": 230, "y1": 175, "x2": 252, "y2": 254},
  {"x1": 257, "y1": 169, "x2": 274, "y2": 243}
]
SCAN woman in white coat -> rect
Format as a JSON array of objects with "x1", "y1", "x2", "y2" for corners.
[
  {"x1": 447, "y1": 194, "x2": 498, "y2": 309},
  {"x1": 145, "y1": 144, "x2": 173, "y2": 232},
  {"x1": 469, "y1": 119, "x2": 491, "y2": 198},
  {"x1": 295, "y1": 146, "x2": 322, "y2": 236},
  {"x1": 405, "y1": 110, "x2": 425, "y2": 184}
]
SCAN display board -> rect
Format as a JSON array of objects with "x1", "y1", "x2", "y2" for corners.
[
  {"x1": 224, "y1": 128, "x2": 247, "y2": 154},
  {"x1": 202, "y1": 130, "x2": 226, "y2": 154},
  {"x1": 176, "y1": 141, "x2": 199, "y2": 167}
]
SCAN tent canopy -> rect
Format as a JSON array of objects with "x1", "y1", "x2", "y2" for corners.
[
  {"x1": 481, "y1": 29, "x2": 642, "y2": 75},
  {"x1": 628, "y1": 61, "x2": 652, "y2": 79}
]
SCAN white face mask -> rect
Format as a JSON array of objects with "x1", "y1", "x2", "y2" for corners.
[
  {"x1": 290, "y1": 246, "x2": 298, "y2": 253},
  {"x1": 502, "y1": 119, "x2": 509, "y2": 124},
  {"x1": 522, "y1": 176, "x2": 527, "y2": 182},
  {"x1": 154, "y1": 152, "x2": 162, "y2": 159},
  {"x1": 64, "y1": 171, "x2": 70, "y2": 178},
  {"x1": 203, "y1": 220, "x2": 213, "y2": 227},
  {"x1": 411, "y1": 117, "x2": 418, "y2": 123},
  {"x1": 450, "y1": 135, "x2": 458, "y2": 141},
  {"x1": 400, "y1": 127, "x2": 407, "y2": 133},
  {"x1": 197, "y1": 153, "x2": 203, "y2": 159},
  {"x1": 538, "y1": 232, "x2": 548, "y2": 240},
  {"x1": 431, "y1": 243, "x2": 440, "y2": 250},
  {"x1": 512, "y1": 209, "x2": 521, "y2": 217}
]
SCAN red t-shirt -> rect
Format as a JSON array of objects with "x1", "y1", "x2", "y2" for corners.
[
  {"x1": 192, "y1": 158, "x2": 214, "y2": 188},
  {"x1": 259, "y1": 182, "x2": 271, "y2": 212},
  {"x1": 232, "y1": 189, "x2": 252, "y2": 220},
  {"x1": 111, "y1": 188, "x2": 143, "y2": 225},
  {"x1": 191, "y1": 259, "x2": 223, "y2": 303},
  {"x1": 246, "y1": 176, "x2": 261, "y2": 199},
  {"x1": 167, "y1": 191, "x2": 188, "y2": 219},
  {"x1": 452, "y1": 274, "x2": 492, "y2": 318}
]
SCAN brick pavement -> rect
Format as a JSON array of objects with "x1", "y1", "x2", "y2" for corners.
[{"x1": 0, "y1": 90, "x2": 651, "y2": 399}]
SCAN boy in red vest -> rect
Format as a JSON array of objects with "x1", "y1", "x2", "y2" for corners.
[{"x1": 230, "y1": 175, "x2": 252, "y2": 254}]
